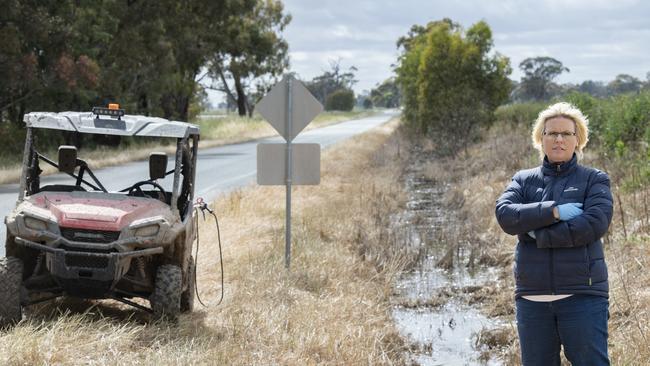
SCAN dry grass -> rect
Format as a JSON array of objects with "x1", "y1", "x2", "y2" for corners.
[
  {"x1": 0, "y1": 117, "x2": 410, "y2": 364},
  {"x1": 603, "y1": 187, "x2": 650, "y2": 365},
  {"x1": 418, "y1": 119, "x2": 650, "y2": 364},
  {"x1": 0, "y1": 110, "x2": 378, "y2": 185}
]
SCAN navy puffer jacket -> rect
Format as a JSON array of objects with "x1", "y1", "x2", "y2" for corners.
[{"x1": 495, "y1": 154, "x2": 613, "y2": 298}]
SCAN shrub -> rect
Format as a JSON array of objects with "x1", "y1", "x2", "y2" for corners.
[
  {"x1": 566, "y1": 91, "x2": 650, "y2": 154},
  {"x1": 494, "y1": 103, "x2": 545, "y2": 127},
  {"x1": 325, "y1": 89, "x2": 355, "y2": 111}
]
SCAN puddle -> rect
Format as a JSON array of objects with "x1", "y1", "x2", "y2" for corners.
[
  {"x1": 394, "y1": 302, "x2": 500, "y2": 366},
  {"x1": 391, "y1": 159, "x2": 503, "y2": 365}
]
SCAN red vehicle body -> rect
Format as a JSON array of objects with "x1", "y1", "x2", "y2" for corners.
[{"x1": 0, "y1": 107, "x2": 200, "y2": 326}]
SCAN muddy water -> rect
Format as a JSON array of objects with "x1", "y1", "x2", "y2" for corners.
[{"x1": 391, "y1": 164, "x2": 503, "y2": 365}]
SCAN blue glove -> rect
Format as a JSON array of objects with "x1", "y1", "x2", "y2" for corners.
[
  {"x1": 528, "y1": 230, "x2": 536, "y2": 239},
  {"x1": 557, "y1": 203, "x2": 583, "y2": 221}
]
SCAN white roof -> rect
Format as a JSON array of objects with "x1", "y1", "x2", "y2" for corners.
[{"x1": 23, "y1": 111, "x2": 200, "y2": 138}]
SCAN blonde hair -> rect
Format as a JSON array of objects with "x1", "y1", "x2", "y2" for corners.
[{"x1": 531, "y1": 102, "x2": 590, "y2": 160}]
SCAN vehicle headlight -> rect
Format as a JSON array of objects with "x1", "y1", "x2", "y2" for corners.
[
  {"x1": 24, "y1": 216, "x2": 48, "y2": 231},
  {"x1": 135, "y1": 224, "x2": 159, "y2": 237}
]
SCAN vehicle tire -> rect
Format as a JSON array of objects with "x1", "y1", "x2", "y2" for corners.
[
  {"x1": 150, "y1": 264, "x2": 182, "y2": 320},
  {"x1": 0, "y1": 257, "x2": 23, "y2": 328},
  {"x1": 180, "y1": 256, "x2": 195, "y2": 313}
]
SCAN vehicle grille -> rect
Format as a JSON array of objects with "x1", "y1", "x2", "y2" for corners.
[
  {"x1": 60, "y1": 228, "x2": 120, "y2": 243},
  {"x1": 65, "y1": 253, "x2": 110, "y2": 269}
]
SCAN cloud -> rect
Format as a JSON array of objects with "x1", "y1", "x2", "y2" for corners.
[
  {"x1": 280, "y1": 0, "x2": 650, "y2": 93},
  {"x1": 542, "y1": 0, "x2": 639, "y2": 10}
]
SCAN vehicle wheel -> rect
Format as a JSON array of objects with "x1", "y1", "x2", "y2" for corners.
[
  {"x1": 180, "y1": 256, "x2": 195, "y2": 313},
  {"x1": 0, "y1": 257, "x2": 23, "y2": 328},
  {"x1": 150, "y1": 264, "x2": 182, "y2": 320}
]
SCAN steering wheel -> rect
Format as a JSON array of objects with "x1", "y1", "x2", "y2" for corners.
[{"x1": 127, "y1": 181, "x2": 167, "y2": 200}]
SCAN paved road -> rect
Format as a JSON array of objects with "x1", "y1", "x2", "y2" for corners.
[{"x1": 1, "y1": 110, "x2": 397, "y2": 256}]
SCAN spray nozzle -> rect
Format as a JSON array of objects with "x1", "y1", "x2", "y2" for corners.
[{"x1": 194, "y1": 197, "x2": 214, "y2": 218}]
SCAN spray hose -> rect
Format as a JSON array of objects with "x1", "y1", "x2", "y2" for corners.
[{"x1": 193, "y1": 197, "x2": 224, "y2": 306}]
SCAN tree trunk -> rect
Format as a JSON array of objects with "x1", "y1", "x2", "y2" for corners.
[
  {"x1": 233, "y1": 73, "x2": 247, "y2": 117},
  {"x1": 217, "y1": 69, "x2": 238, "y2": 111},
  {"x1": 178, "y1": 95, "x2": 189, "y2": 122},
  {"x1": 161, "y1": 95, "x2": 174, "y2": 120},
  {"x1": 247, "y1": 100, "x2": 254, "y2": 118},
  {"x1": 139, "y1": 93, "x2": 149, "y2": 116}
]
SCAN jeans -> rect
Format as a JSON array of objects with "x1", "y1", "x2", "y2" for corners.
[{"x1": 516, "y1": 295, "x2": 609, "y2": 366}]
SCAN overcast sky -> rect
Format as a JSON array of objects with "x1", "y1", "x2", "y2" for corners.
[{"x1": 281, "y1": 0, "x2": 650, "y2": 95}]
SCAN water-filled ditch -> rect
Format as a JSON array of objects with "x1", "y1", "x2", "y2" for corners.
[{"x1": 391, "y1": 160, "x2": 504, "y2": 365}]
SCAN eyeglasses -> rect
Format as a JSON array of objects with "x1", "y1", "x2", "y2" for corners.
[{"x1": 543, "y1": 131, "x2": 576, "y2": 140}]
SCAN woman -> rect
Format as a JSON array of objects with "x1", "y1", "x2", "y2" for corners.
[{"x1": 495, "y1": 102, "x2": 613, "y2": 365}]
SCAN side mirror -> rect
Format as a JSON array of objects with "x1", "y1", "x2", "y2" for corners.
[
  {"x1": 58, "y1": 146, "x2": 78, "y2": 174},
  {"x1": 149, "y1": 152, "x2": 168, "y2": 180}
]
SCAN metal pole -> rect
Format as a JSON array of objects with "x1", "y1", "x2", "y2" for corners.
[
  {"x1": 285, "y1": 75, "x2": 294, "y2": 269},
  {"x1": 171, "y1": 138, "x2": 183, "y2": 215},
  {"x1": 18, "y1": 127, "x2": 33, "y2": 202}
]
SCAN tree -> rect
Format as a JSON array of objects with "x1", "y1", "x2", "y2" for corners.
[
  {"x1": 396, "y1": 19, "x2": 511, "y2": 155},
  {"x1": 354, "y1": 90, "x2": 371, "y2": 109},
  {"x1": 0, "y1": 0, "x2": 260, "y2": 124},
  {"x1": 370, "y1": 77, "x2": 400, "y2": 108},
  {"x1": 205, "y1": 0, "x2": 291, "y2": 117},
  {"x1": 0, "y1": 1, "x2": 102, "y2": 124},
  {"x1": 577, "y1": 80, "x2": 608, "y2": 98},
  {"x1": 99, "y1": 0, "x2": 255, "y2": 121},
  {"x1": 607, "y1": 74, "x2": 642, "y2": 95},
  {"x1": 516, "y1": 56, "x2": 569, "y2": 101},
  {"x1": 305, "y1": 59, "x2": 357, "y2": 106}
]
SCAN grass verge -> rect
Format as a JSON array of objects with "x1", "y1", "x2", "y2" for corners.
[{"x1": 0, "y1": 117, "x2": 410, "y2": 365}]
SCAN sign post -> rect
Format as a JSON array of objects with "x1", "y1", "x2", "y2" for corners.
[
  {"x1": 256, "y1": 74, "x2": 323, "y2": 269},
  {"x1": 284, "y1": 76, "x2": 293, "y2": 269}
]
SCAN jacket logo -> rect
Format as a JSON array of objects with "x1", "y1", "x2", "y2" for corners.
[{"x1": 564, "y1": 187, "x2": 579, "y2": 192}]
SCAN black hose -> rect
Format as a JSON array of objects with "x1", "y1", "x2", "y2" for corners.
[{"x1": 193, "y1": 201, "x2": 224, "y2": 307}]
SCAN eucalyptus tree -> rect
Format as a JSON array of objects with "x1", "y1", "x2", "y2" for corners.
[
  {"x1": 396, "y1": 19, "x2": 511, "y2": 155},
  {"x1": 205, "y1": 0, "x2": 291, "y2": 116},
  {"x1": 607, "y1": 74, "x2": 642, "y2": 95},
  {"x1": 517, "y1": 56, "x2": 569, "y2": 101},
  {"x1": 305, "y1": 59, "x2": 358, "y2": 106},
  {"x1": 97, "y1": 0, "x2": 256, "y2": 121},
  {"x1": 0, "y1": 1, "x2": 102, "y2": 124},
  {"x1": 370, "y1": 77, "x2": 400, "y2": 108}
]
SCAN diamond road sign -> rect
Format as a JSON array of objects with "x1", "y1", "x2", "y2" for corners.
[{"x1": 256, "y1": 75, "x2": 323, "y2": 141}]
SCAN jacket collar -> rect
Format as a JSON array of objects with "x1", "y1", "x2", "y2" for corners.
[{"x1": 542, "y1": 153, "x2": 578, "y2": 176}]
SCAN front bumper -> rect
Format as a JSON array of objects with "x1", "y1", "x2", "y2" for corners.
[{"x1": 15, "y1": 237, "x2": 163, "y2": 297}]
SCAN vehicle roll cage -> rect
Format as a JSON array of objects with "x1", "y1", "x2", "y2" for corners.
[
  {"x1": 33, "y1": 150, "x2": 107, "y2": 192},
  {"x1": 18, "y1": 127, "x2": 199, "y2": 219}
]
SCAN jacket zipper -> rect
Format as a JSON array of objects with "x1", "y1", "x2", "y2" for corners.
[{"x1": 550, "y1": 164, "x2": 560, "y2": 294}]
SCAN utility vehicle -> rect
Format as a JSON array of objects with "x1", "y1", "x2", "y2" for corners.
[{"x1": 0, "y1": 105, "x2": 199, "y2": 326}]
